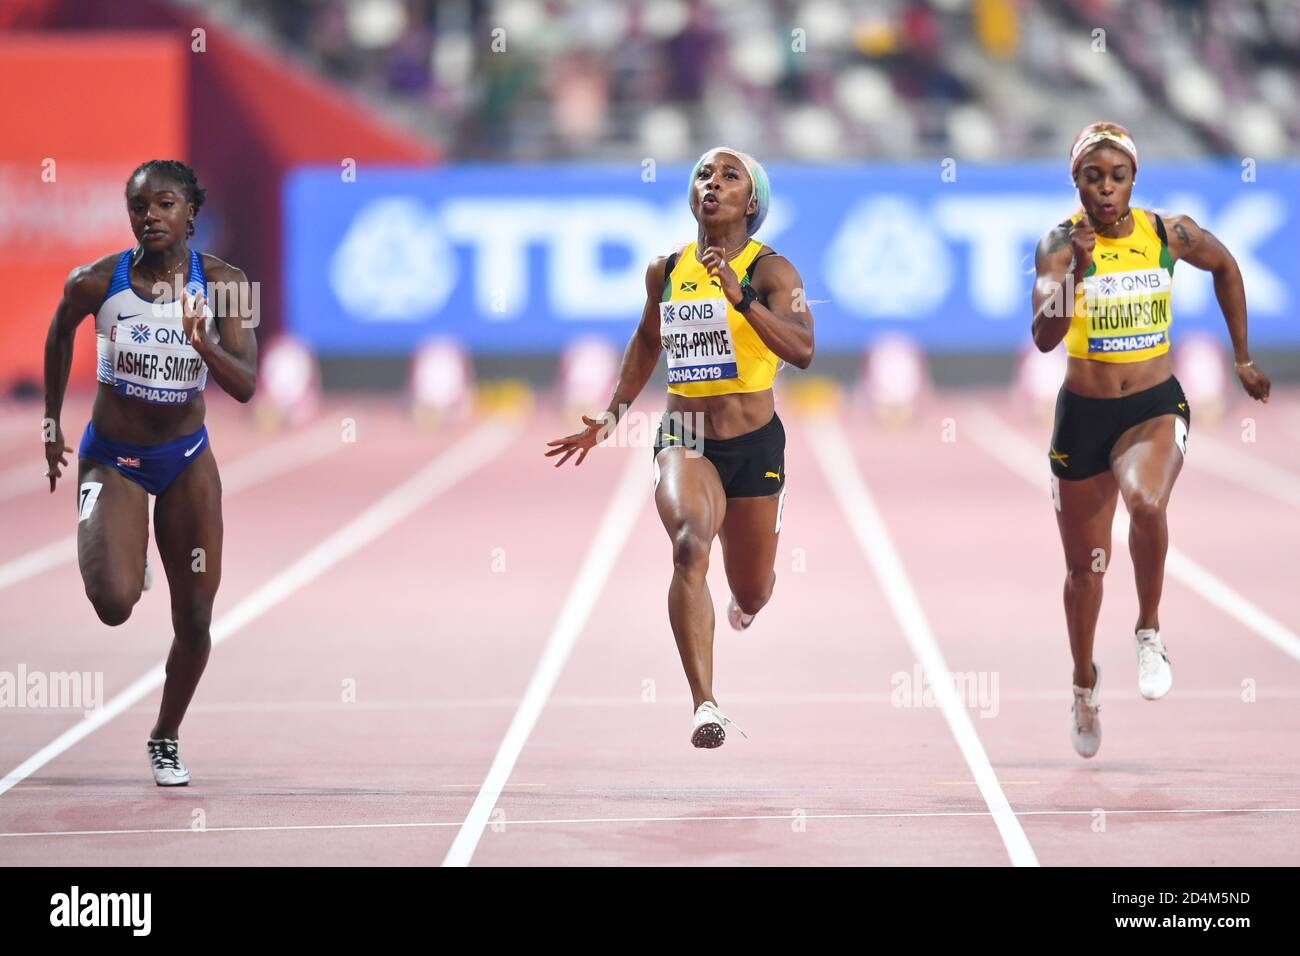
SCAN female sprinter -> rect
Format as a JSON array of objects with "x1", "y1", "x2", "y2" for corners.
[
  {"x1": 43, "y1": 160, "x2": 257, "y2": 784},
  {"x1": 1030, "y1": 123, "x2": 1270, "y2": 758},
  {"x1": 546, "y1": 147, "x2": 814, "y2": 748}
]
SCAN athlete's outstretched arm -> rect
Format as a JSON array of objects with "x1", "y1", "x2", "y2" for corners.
[
  {"x1": 1030, "y1": 222, "x2": 1086, "y2": 352},
  {"x1": 1163, "y1": 212, "x2": 1269, "y2": 402},
  {"x1": 604, "y1": 256, "x2": 670, "y2": 422},
  {"x1": 545, "y1": 257, "x2": 667, "y2": 467},
  {"x1": 43, "y1": 262, "x2": 110, "y2": 492},
  {"x1": 185, "y1": 260, "x2": 258, "y2": 403}
]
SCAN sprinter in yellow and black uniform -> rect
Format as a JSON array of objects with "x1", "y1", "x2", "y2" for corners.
[
  {"x1": 1031, "y1": 123, "x2": 1271, "y2": 759},
  {"x1": 547, "y1": 147, "x2": 814, "y2": 749}
]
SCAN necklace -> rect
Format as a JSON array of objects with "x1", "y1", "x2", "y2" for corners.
[
  {"x1": 135, "y1": 250, "x2": 187, "y2": 287},
  {"x1": 1095, "y1": 208, "x2": 1132, "y2": 237},
  {"x1": 696, "y1": 238, "x2": 748, "y2": 262}
]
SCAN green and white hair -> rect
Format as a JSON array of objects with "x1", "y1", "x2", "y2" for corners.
[{"x1": 688, "y1": 146, "x2": 770, "y2": 237}]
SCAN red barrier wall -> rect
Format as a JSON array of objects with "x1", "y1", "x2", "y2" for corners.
[
  {"x1": 0, "y1": 33, "x2": 185, "y2": 390},
  {"x1": 1, "y1": 1, "x2": 436, "y2": 392}
]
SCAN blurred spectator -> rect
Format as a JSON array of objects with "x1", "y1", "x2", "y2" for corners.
[{"x1": 210, "y1": 0, "x2": 1300, "y2": 161}]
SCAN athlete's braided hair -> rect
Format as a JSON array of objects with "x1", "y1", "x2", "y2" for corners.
[{"x1": 126, "y1": 160, "x2": 207, "y2": 237}]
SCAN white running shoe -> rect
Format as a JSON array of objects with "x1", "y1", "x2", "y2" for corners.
[
  {"x1": 147, "y1": 738, "x2": 190, "y2": 786},
  {"x1": 726, "y1": 595, "x2": 755, "y2": 632},
  {"x1": 690, "y1": 701, "x2": 747, "y2": 749},
  {"x1": 143, "y1": 555, "x2": 154, "y2": 592},
  {"x1": 1134, "y1": 628, "x2": 1173, "y2": 700},
  {"x1": 1070, "y1": 663, "x2": 1102, "y2": 759}
]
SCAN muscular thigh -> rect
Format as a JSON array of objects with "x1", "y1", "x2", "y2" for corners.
[
  {"x1": 1055, "y1": 470, "x2": 1119, "y2": 571},
  {"x1": 654, "y1": 447, "x2": 726, "y2": 540},
  {"x1": 1111, "y1": 414, "x2": 1185, "y2": 509},
  {"x1": 153, "y1": 448, "x2": 223, "y2": 605},
  {"x1": 77, "y1": 459, "x2": 150, "y2": 596},
  {"x1": 718, "y1": 491, "x2": 782, "y2": 592}
]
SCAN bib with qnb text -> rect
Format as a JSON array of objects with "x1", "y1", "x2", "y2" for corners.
[
  {"x1": 95, "y1": 249, "x2": 217, "y2": 405},
  {"x1": 1064, "y1": 208, "x2": 1175, "y2": 364},
  {"x1": 660, "y1": 240, "x2": 781, "y2": 397}
]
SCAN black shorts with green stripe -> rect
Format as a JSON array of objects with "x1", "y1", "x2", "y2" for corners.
[
  {"x1": 1049, "y1": 375, "x2": 1190, "y2": 480},
  {"x1": 653, "y1": 411, "x2": 786, "y2": 498}
]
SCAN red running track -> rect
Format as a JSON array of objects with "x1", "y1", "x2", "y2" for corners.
[{"x1": 1, "y1": 386, "x2": 1297, "y2": 866}]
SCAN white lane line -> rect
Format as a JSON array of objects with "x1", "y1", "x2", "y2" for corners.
[
  {"x1": 0, "y1": 538, "x2": 72, "y2": 593},
  {"x1": 1189, "y1": 432, "x2": 1300, "y2": 510},
  {"x1": 964, "y1": 404, "x2": 1300, "y2": 665},
  {"x1": 30, "y1": 683, "x2": 1289, "y2": 718},
  {"x1": 804, "y1": 415, "x2": 1039, "y2": 867},
  {"x1": 0, "y1": 419, "x2": 519, "y2": 798},
  {"x1": 0, "y1": 462, "x2": 53, "y2": 501},
  {"x1": 218, "y1": 419, "x2": 355, "y2": 494},
  {"x1": 7, "y1": 806, "x2": 1300, "y2": 840},
  {"x1": 0, "y1": 419, "x2": 350, "y2": 591},
  {"x1": 441, "y1": 450, "x2": 649, "y2": 867}
]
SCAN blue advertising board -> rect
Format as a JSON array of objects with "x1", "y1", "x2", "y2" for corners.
[{"x1": 284, "y1": 163, "x2": 1298, "y2": 354}]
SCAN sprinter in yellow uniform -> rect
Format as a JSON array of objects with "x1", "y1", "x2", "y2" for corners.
[
  {"x1": 547, "y1": 147, "x2": 814, "y2": 748},
  {"x1": 1031, "y1": 123, "x2": 1271, "y2": 758}
]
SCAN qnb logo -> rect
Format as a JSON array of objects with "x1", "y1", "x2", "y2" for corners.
[
  {"x1": 153, "y1": 327, "x2": 190, "y2": 346},
  {"x1": 49, "y1": 887, "x2": 151, "y2": 936},
  {"x1": 662, "y1": 305, "x2": 675, "y2": 323},
  {"x1": 674, "y1": 303, "x2": 717, "y2": 322},
  {"x1": 129, "y1": 323, "x2": 151, "y2": 344},
  {"x1": 1096, "y1": 270, "x2": 1167, "y2": 297}
]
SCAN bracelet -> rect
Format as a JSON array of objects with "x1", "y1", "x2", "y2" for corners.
[{"x1": 1235, "y1": 360, "x2": 1255, "y2": 369}]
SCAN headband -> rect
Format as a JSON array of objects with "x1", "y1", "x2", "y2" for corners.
[{"x1": 1070, "y1": 125, "x2": 1138, "y2": 181}]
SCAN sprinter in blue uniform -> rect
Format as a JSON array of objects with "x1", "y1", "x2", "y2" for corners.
[{"x1": 43, "y1": 160, "x2": 258, "y2": 785}]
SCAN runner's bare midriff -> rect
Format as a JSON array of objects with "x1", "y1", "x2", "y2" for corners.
[
  {"x1": 666, "y1": 388, "x2": 774, "y2": 440},
  {"x1": 91, "y1": 383, "x2": 207, "y2": 445},
  {"x1": 1064, "y1": 353, "x2": 1172, "y2": 399}
]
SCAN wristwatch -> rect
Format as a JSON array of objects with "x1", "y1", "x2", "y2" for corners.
[{"x1": 734, "y1": 283, "x2": 759, "y2": 313}]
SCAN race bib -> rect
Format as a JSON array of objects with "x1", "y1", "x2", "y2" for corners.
[
  {"x1": 109, "y1": 311, "x2": 213, "y2": 405},
  {"x1": 660, "y1": 298, "x2": 737, "y2": 386},
  {"x1": 1082, "y1": 268, "x2": 1172, "y2": 355}
]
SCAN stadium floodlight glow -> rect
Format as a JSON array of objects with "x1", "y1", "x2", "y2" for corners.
[
  {"x1": 858, "y1": 333, "x2": 929, "y2": 426},
  {"x1": 254, "y1": 335, "x2": 320, "y2": 430},
  {"x1": 557, "y1": 335, "x2": 619, "y2": 419},
  {"x1": 1174, "y1": 331, "x2": 1228, "y2": 425},
  {"x1": 1015, "y1": 343, "x2": 1069, "y2": 426},
  {"x1": 409, "y1": 336, "x2": 474, "y2": 427}
]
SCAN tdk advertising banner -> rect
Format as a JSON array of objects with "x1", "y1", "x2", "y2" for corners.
[{"x1": 284, "y1": 164, "x2": 1297, "y2": 355}]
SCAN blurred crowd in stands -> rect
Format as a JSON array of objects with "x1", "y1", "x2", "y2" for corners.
[{"x1": 193, "y1": 0, "x2": 1300, "y2": 162}]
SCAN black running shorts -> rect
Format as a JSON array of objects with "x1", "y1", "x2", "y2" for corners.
[
  {"x1": 1049, "y1": 375, "x2": 1190, "y2": 480},
  {"x1": 653, "y1": 411, "x2": 786, "y2": 499}
]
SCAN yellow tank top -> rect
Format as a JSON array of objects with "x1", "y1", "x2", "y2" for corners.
[
  {"x1": 1064, "y1": 208, "x2": 1175, "y2": 363},
  {"x1": 661, "y1": 240, "x2": 782, "y2": 397}
]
